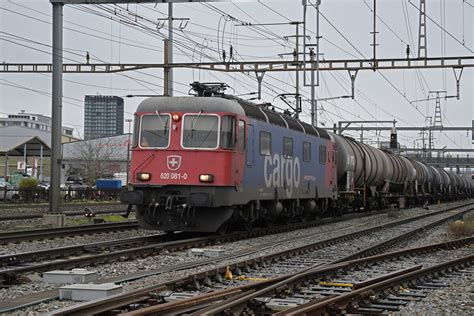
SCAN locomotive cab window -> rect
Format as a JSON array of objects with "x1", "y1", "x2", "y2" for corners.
[
  {"x1": 283, "y1": 137, "x2": 293, "y2": 157},
  {"x1": 319, "y1": 145, "x2": 326, "y2": 165},
  {"x1": 303, "y1": 142, "x2": 311, "y2": 162},
  {"x1": 221, "y1": 115, "x2": 236, "y2": 149},
  {"x1": 182, "y1": 114, "x2": 219, "y2": 149},
  {"x1": 132, "y1": 114, "x2": 139, "y2": 148},
  {"x1": 237, "y1": 120, "x2": 246, "y2": 151},
  {"x1": 140, "y1": 114, "x2": 170, "y2": 148},
  {"x1": 260, "y1": 131, "x2": 271, "y2": 156}
]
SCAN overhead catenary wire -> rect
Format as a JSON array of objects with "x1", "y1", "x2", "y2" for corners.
[
  {"x1": 2, "y1": 1, "x2": 469, "y2": 148},
  {"x1": 407, "y1": 0, "x2": 474, "y2": 53}
]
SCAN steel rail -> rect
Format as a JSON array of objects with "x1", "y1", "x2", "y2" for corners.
[
  {"x1": 0, "y1": 209, "x2": 389, "y2": 313},
  {"x1": 0, "y1": 233, "x2": 177, "y2": 267},
  {"x1": 0, "y1": 202, "x2": 123, "y2": 210},
  {"x1": 334, "y1": 207, "x2": 472, "y2": 262},
  {"x1": 0, "y1": 207, "x2": 129, "y2": 221},
  {"x1": 281, "y1": 254, "x2": 474, "y2": 315},
  {"x1": 48, "y1": 202, "x2": 473, "y2": 315},
  {"x1": 183, "y1": 236, "x2": 474, "y2": 316},
  {"x1": 0, "y1": 221, "x2": 139, "y2": 244},
  {"x1": 0, "y1": 209, "x2": 385, "y2": 286}
]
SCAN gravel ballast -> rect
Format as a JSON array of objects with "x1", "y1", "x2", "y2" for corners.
[{"x1": 2, "y1": 200, "x2": 473, "y2": 314}]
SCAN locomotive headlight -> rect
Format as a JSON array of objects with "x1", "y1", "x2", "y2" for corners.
[
  {"x1": 199, "y1": 174, "x2": 214, "y2": 183},
  {"x1": 137, "y1": 172, "x2": 151, "y2": 181},
  {"x1": 172, "y1": 114, "x2": 181, "y2": 122}
]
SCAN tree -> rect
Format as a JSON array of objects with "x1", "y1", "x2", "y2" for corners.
[{"x1": 66, "y1": 137, "x2": 125, "y2": 186}]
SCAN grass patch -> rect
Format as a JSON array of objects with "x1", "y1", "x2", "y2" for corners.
[
  {"x1": 101, "y1": 214, "x2": 134, "y2": 222},
  {"x1": 67, "y1": 217, "x2": 94, "y2": 226},
  {"x1": 66, "y1": 214, "x2": 134, "y2": 226},
  {"x1": 448, "y1": 213, "x2": 474, "y2": 238}
]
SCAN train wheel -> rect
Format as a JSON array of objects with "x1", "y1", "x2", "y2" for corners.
[
  {"x1": 381, "y1": 198, "x2": 389, "y2": 210},
  {"x1": 241, "y1": 220, "x2": 253, "y2": 232},
  {"x1": 263, "y1": 217, "x2": 275, "y2": 228},
  {"x1": 217, "y1": 222, "x2": 229, "y2": 235}
]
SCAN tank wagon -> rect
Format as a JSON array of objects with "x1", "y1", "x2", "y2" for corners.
[{"x1": 121, "y1": 83, "x2": 474, "y2": 233}]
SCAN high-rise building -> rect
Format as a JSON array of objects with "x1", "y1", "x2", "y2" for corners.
[{"x1": 84, "y1": 95, "x2": 124, "y2": 140}]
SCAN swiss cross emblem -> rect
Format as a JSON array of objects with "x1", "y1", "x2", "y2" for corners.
[{"x1": 167, "y1": 155, "x2": 182, "y2": 171}]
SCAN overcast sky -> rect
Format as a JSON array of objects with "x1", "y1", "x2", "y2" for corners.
[{"x1": 0, "y1": 0, "x2": 473, "y2": 150}]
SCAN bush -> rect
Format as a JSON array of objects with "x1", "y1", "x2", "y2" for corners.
[
  {"x1": 19, "y1": 178, "x2": 39, "y2": 190},
  {"x1": 448, "y1": 214, "x2": 474, "y2": 237},
  {"x1": 19, "y1": 178, "x2": 40, "y2": 202}
]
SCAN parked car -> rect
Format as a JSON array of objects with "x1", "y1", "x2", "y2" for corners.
[{"x1": 0, "y1": 183, "x2": 21, "y2": 202}]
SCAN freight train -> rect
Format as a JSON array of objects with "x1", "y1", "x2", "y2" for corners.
[{"x1": 121, "y1": 82, "x2": 474, "y2": 233}]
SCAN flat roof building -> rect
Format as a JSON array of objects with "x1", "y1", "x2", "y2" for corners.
[
  {"x1": 84, "y1": 95, "x2": 124, "y2": 140},
  {"x1": 0, "y1": 110, "x2": 74, "y2": 137}
]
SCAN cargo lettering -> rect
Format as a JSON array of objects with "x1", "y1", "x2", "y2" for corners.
[{"x1": 264, "y1": 154, "x2": 300, "y2": 197}]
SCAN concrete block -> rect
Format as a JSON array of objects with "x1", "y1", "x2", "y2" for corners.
[
  {"x1": 188, "y1": 248, "x2": 224, "y2": 258},
  {"x1": 42, "y1": 213, "x2": 66, "y2": 227},
  {"x1": 265, "y1": 298, "x2": 309, "y2": 312},
  {"x1": 387, "y1": 204, "x2": 401, "y2": 218},
  {"x1": 159, "y1": 291, "x2": 198, "y2": 302},
  {"x1": 59, "y1": 283, "x2": 122, "y2": 301},
  {"x1": 43, "y1": 269, "x2": 97, "y2": 284},
  {"x1": 399, "y1": 197, "x2": 406, "y2": 209}
]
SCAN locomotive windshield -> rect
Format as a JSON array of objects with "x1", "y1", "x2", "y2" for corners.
[
  {"x1": 140, "y1": 114, "x2": 170, "y2": 148},
  {"x1": 182, "y1": 114, "x2": 219, "y2": 149}
]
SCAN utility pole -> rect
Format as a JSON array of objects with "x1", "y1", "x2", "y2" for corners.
[
  {"x1": 168, "y1": 3, "x2": 173, "y2": 96},
  {"x1": 125, "y1": 119, "x2": 132, "y2": 186},
  {"x1": 310, "y1": 48, "x2": 316, "y2": 126},
  {"x1": 418, "y1": 0, "x2": 427, "y2": 58},
  {"x1": 163, "y1": 39, "x2": 170, "y2": 96},
  {"x1": 370, "y1": 0, "x2": 378, "y2": 69},
  {"x1": 291, "y1": 21, "x2": 301, "y2": 117},
  {"x1": 50, "y1": 2, "x2": 63, "y2": 213},
  {"x1": 428, "y1": 90, "x2": 447, "y2": 127},
  {"x1": 255, "y1": 71, "x2": 265, "y2": 100},
  {"x1": 433, "y1": 93, "x2": 443, "y2": 127},
  {"x1": 427, "y1": 116, "x2": 433, "y2": 158},
  {"x1": 303, "y1": 0, "x2": 322, "y2": 126},
  {"x1": 283, "y1": 21, "x2": 306, "y2": 118},
  {"x1": 157, "y1": 5, "x2": 189, "y2": 96}
]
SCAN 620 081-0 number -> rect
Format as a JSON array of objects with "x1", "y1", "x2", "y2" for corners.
[{"x1": 160, "y1": 172, "x2": 188, "y2": 180}]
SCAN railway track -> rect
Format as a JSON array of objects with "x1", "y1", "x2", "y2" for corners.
[
  {"x1": 0, "y1": 209, "x2": 389, "y2": 287},
  {"x1": 0, "y1": 221, "x2": 139, "y2": 244},
  {"x1": 45, "y1": 202, "x2": 473, "y2": 315},
  {"x1": 161, "y1": 241, "x2": 473, "y2": 315},
  {"x1": 0, "y1": 207, "x2": 130, "y2": 221}
]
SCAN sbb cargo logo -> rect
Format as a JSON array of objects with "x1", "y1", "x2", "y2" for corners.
[{"x1": 264, "y1": 154, "x2": 301, "y2": 197}]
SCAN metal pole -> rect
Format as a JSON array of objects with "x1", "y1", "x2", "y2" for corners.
[
  {"x1": 40, "y1": 144, "x2": 43, "y2": 182},
  {"x1": 50, "y1": 2, "x2": 63, "y2": 213},
  {"x1": 372, "y1": 0, "x2": 376, "y2": 64},
  {"x1": 168, "y1": 3, "x2": 173, "y2": 96},
  {"x1": 23, "y1": 143, "x2": 27, "y2": 174},
  {"x1": 4, "y1": 154, "x2": 8, "y2": 180},
  {"x1": 163, "y1": 39, "x2": 169, "y2": 96},
  {"x1": 295, "y1": 22, "x2": 300, "y2": 117},
  {"x1": 310, "y1": 49, "x2": 316, "y2": 126},
  {"x1": 256, "y1": 71, "x2": 265, "y2": 100},
  {"x1": 125, "y1": 119, "x2": 132, "y2": 185},
  {"x1": 316, "y1": 1, "x2": 320, "y2": 86}
]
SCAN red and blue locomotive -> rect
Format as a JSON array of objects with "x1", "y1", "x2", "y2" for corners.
[
  {"x1": 121, "y1": 83, "x2": 337, "y2": 232},
  {"x1": 121, "y1": 82, "x2": 473, "y2": 233}
]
